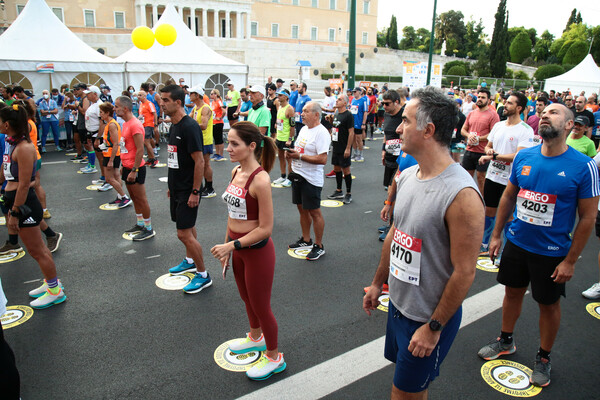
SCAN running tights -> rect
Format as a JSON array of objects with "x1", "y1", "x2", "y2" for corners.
[
  {"x1": 0, "y1": 325, "x2": 20, "y2": 399},
  {"x1": 229, "y1": 230, "x2": 278, "y2": 350}
]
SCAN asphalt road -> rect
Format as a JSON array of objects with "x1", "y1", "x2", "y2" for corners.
[{"x1": 2, "y1": 136, "x2": 599, "y2": 400}]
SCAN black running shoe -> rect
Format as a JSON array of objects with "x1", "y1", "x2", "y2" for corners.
[
  {"x1": 306, "y1": 244, "x2": 325, "y2": 260},
  {"x1": 288, "y1": 237, "x2": 313, "y2": 249}
]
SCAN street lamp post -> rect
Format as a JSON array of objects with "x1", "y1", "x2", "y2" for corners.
[
  {"x1": 426, "y1": 0, "x2": 438, "y2": 86},
  {"x1": 348, "y1": 0, "x2": 356, "y2": 90}
]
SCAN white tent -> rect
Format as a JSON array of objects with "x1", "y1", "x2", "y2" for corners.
[
  {"x1": 545, "y1": 54, "x2": 600, "y2": 96},
  {"x1": 0, "y1": 0, "x2": 123, "y2": 95},
  {"x1": 116, "y1": 4, "x2": 248, "y2": 91}
]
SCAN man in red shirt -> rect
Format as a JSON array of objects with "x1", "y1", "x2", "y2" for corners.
[
  {"x1": 137, "y1": 91, "x2": 159, "y2": 168},
  {"x1": 366, "y1": 87, "x2": 378, "y2": 140},
  {"x1": 460, "y1": 88, "x2": 500, "y2": 193}
]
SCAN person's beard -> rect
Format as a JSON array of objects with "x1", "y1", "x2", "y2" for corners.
[{"x1": 538, "y1": 123, "x2": 561, "y2": 140}]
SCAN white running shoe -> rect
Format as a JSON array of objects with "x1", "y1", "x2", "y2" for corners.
[
  {"x1": 229, "y1": 333, "x2": 267, "y2": 354},
  {"x1": 582, "y1": 282, "x2": 600, "y2": 299},
  {"x1": 92, "y1": 179, "x2": 105, "y2": 185},
  {"x1": 30, "y1": 287, "x2": 67, "y2": 309},
  {"x1": 97, "y1": 182, "x2": 113, "y2": 192},
  {"x1": 272, "y1": 177, "x2": 285, "y2": 185},
  {"x1": 29, "y1": 279, "x2": 63, "y2": 298},
  {"x1": 246, "y1": 353, "x2": 287, "y2": 381},
  {"x1": 281, "y1": 179, "x2": 292, "y2": 187}
]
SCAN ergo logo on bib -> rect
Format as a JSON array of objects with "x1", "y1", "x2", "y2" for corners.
[{"x1": 226, "y1": 184, "x2": 246, "y2": 198}]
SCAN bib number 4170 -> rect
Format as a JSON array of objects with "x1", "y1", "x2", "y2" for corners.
[{"x1": 390, "y1": 229, "x2": 422, "y2": 286}]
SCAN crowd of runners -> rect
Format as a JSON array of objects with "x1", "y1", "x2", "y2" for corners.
[{"x1": 0, "y1": 76, "x2": 600, "y2": 398}]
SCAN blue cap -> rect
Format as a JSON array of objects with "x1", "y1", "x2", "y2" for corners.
[
  {"x1": 276, "y1": 89, "x2": 290, "y2": 97},
  {"x1": 455, "y1": 98, "x2": 463, "y2": 105}
]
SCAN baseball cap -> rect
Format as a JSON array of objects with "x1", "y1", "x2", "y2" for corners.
[
  {"x1": 276, "y1": 78, "x2": 285, "y2": 84},
  {"x1": 101, "y1": 85, "x2": 111, "y2": 91},
  {"x1": 455, "y1": 98, "x2": 463, "y2": 106},
  {"x1": 83, "y1": 85, "x2": 101, "y2": 95},
  {"x1": 276, "y1": 89, "x2": 290, "y2": 98},
  {"x1": 226, "y1": 81, "x2": 234, "y2": 86},
  {"x1": 189, "y1": 85, "x2": 204, "y2": 96},
  {"x1": 352, "y1": 87, "x2": 362, "y2": 92},
  {"x1": 74, "y1": 83, "x2": 87, "y2": 90},
  {"x1": 248, "y1": 85, "x2": 265, "y2": 97},
  {"x1": 574, "y1": 115, "x2": 590, "y2": 126}
]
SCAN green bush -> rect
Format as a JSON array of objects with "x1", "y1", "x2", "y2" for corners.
[
  {"x1": 563, "y1": 40, "x2": 588, "y2": 65},
  {"x1": 504, "y1": 69, "x2": 514, "y2": 79},
  {"x1": 509, "y1": 32, "x2": 533, "y2": 64},
  {"x1": 557, "y1": 40, "x2": 575, "y2": 62},
  {"x1": 533, "y1": 64, "x2": 564, "y2": 80},
  {"x1": 515, "y1": 70, "x2": 529, "y2": 80},
  {"x1": 442, "y1": 60, "x2": 472, "y2": 75},
  {"x1": 446, "y1": 65, "x2": 467, "y2": 76}
]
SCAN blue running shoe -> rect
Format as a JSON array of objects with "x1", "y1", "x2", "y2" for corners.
[
  {"x1": 183, "y1": 273, "x2": 213, "y2": 294},
  {"x1": 169, "y1": 259, "x2": 196, "y2": 275}
]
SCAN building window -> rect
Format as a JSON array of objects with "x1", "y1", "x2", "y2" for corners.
[
  {"x1": 328, "y1": 28, "x2": 335, "y2": 42},
  {"x1": 292, "y1": 0, "x2": 299, "y2": 4},
  {"x1": 330, "y1": 0, "x2": 336, "y2": 10},
  {"x1": 51, "y1": 7, "x2": 64, "y2": 22},
  {"x1": 272, "y1": 0, "x2": 279, "y2": 2},
  {"x1": 363, "y1": 0, "x2": 369, "y2": 14},
  {"x1": 362, "y1": 31, "x2": 368, "y2": 44},
  {"x1": 347, "y1": 0, "x2": 351, "y2": 11},
  {"x1": 312, "y1": 0, "x2": 318, "y2": 8},
  {"x1": 311, "y1": 27, "x2": 318, "y2": 41},
  {"x1": 114, "y1": 11, "x2": 125, "y2": 29},
  {"x1": 251, "y1": 21, "x2": 258, "y2": 37},
  {"x1": 271, "y1": 23, "x2": 279, "y2": 37},
  {"x1": 291, "y1": 25, "x2": 299, "y2": 39},
  {"x1": 16, "y1": 5, "x2": 25, "y2": 15},
  {"x1": 346, "y1": 29, "x2": 350, "y2": 42},
  {"x1": 84, "y1": 9, "x2": 96, "y2": 27}
]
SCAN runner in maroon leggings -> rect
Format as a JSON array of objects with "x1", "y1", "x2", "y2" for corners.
[{"x1": 210, "y1": 121, "x2": 286, "y2": 381}]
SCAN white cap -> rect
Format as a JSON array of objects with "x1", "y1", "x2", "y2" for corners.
[
  {"x1": 189, "y1": 85, "x2": 204, "y2": 96},
  {"x1": 83, "y1": 85, "x2": 101, "y2": 95},
  {"x1": 248, "y1": 85, "x2": 265, "y2": 97}
]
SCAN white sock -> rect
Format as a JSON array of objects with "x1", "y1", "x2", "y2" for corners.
[
  {"x1": 185, "y1": 257, "x2": 194, "y2": 264},
  {"x1": 198, "y1": 270, "x2": 207, "y2": 278}
]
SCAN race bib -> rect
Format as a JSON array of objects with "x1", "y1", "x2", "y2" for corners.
[
  {"x1": 2, "y1": 155, "x2": 13, "y2": 180},
  {"x1": 222, "y1": 183, "x2": 248, "y2": 220},
  {"x1": 46, "y1": 114, "x2": 51, "y2": 119},
  {"x1": 390, "y1": 228, "x2": 422, "y2": 286},
  {"x1": 276, "y1": 118, "x2": 283, "y2": 132},
  {"x1": 119, "y1": 138, "x2": 128, "y2": 154},
  {"x1": 292, "y1": 145, "x2": 305, "y2": 169},
  {"x1": 138, "y1": 114, "x2": 145, "y2": 124},
  {"x1": 487, "y1": 160, "x2": 511, "y2": 183},
  {"x1": 167, "y1": 144, "x2": 179, "y2": 169},
  {"x1": 532, "y1": 135, "x2": 542, "y2": 145},
  {"x1": 350, "y1": 105, "x2": 358, "y2": 115},
  {"x1": 516, "y1": 189, "x2": 556, "y2": 226},
  {"x1": 331, "y1": 127, "x2": 339, "y2": 142},
  {"x1": 385, "y1": 139, "x2": 402, "y2": 156},
  {"x1": 68, "y1": 114, "x2": 74, "y2": 122},
  {"x1": 295, "y1": 113, "x2": 301, "y2": 123}
]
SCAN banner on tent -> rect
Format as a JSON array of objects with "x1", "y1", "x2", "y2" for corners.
[{"x1": 36, "y1": 63, "x2": 54, "y2": 73}]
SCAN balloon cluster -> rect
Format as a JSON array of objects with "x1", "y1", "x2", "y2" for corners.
[{"x1": 131, "y1": 24, "x2": 177, "y2": 50}]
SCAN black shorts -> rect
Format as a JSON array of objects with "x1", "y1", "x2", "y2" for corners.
[
  {"x1": 498, "y1": 240, "x2": 566, "y2": 305},
  {"x1": 377, "y1": 109, "x2": 385, "y2": 118},
  {"x1": 170, "y1": 190, "x2": 199, "y2": 230},
  {"x1": 331, "y1": 152, "x2": 351, "y2": 168},
  {"x1": 275, "y1": 139, "x2": 291, "y2": 151},
  {"x1": 354, "y1": 128, "x2": 363, "y2": 137},
  {"x1": 383, "y1": 165, "x2": 397, "y2": 187},
  {"x1": 85, "y1": 130, "x2": 97, "y2": 142},
  {"x1": 227, "y1": 107, "x2": 238, "y2": 121},
  {"x1": 144, "y1": 126, "x2": 154, "y2": 140},
  {"x1": 102, "y1": 156, "x2": 121, "y2": 168},
  {"x1": 4, "y1": 188, "x2": 43, "y2": 228},
  {"x1": 595, "y1": 210, "x2": 600, "y2": 237},
  {"x1": 483, "y1": 179, "x2": 506, "y2": 208},
  {"x1": 290, "y1": 173, "x2": 321, "y2": 210},
  {"x1": 213, "y1": 123, "x2": 224, "y2": 145},
  {"x1": 122, "y1": 166, "x2": 147, "y2": 185},
  {"x1": 461, "y1": 150, "x2": 489, "y2": 172},
  {"x1": 367, "y1": 114, "x2": 376, "y2": 124}
]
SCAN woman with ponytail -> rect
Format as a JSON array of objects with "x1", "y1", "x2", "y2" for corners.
[
  {"x1": 210, "y1": 121, "x2": 285, "y2": 381},
  {"x1": 0, "y1": 103, "x2": 66, "y2": 309}
]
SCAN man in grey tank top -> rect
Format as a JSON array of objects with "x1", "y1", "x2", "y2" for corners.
[{"x1": 364, "y1": 86, "x2": 484, "y2": 399}]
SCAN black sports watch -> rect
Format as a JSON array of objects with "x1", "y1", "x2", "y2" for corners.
[
  {"x1": 192, "y1": 188, "x2": 201, "y2": 195},
  {"x1": 428, "y1": 319, "x2": 443, "y2": 332},
  {"x1": 493, "y1": 153, "x2": 498, "y2": 160},
  {"x1": 233, "y1": 240, "x2": 243, "y2": 250}
]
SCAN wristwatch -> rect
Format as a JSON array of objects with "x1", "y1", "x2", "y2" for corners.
[
  {"x1": 133, "y1": 167, "x2": 139, "y2": 172},
  {"x1": 192, "y1": 188, "x2": 201, "y2": 195},
  {"x1": 9, "y1": 208, "x2": 21, "y2": 218},
  {"x1": 492, "y1": 153, "x2": 498, "y2": 160},
  {"x1": 233, "y1": 240, "x2": 243, "y2": 250},
  {"x1": 428, "y1": 319, "x2": 444, "y2": 332}
]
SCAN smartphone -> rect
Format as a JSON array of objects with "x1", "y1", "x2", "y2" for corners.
[{"x1": 283, "y1": 147, "x2": 292, "y2": 151}]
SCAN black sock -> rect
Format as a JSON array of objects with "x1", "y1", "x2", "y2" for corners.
[
  {"x1": 281, "y1": 173, "x2": 286, "y2": 179},
  {"x1": 205, "y1": 180, "x2": 213, "y2": 191},
  {"x1": 335, "y1": 171, "x2": 343, "y2": 191},
  {"x1": 43, "y1": 226, "x2": 56, "y2": 238},
  {"x1": 344, "y1": 174, "x2": 352, "y2": 193},
  {"x1": 500, "y1": 331, "x2": 513, "y2": 344},
  {"x1": 538, "y1": 347, "x2": 551, "y2": 360},
  {"x1": 8, "y1": 234, "x2": 18, "y2": 245}
]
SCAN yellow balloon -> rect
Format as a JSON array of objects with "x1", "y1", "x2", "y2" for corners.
[
  {"x1": 155, "y1": 24, "x2": 177, "y2": 46},
  {"x1": 131, "y1": 26, "x2": 155, "y2": 50}
]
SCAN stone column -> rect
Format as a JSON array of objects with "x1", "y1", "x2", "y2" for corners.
[
  {"x1": 202, "y1": 8, "x2": 207, "y2": 37},
  {"x1": 152, "y1": 4, "x2": 158, "y2": 27},
  {"x1": 225, "y1": 10, "x2": 230, "y2": 38},
  {"x1": 246, "y1": 12, "x2": 251, "y2": 39},
  {"x1": 236, "y1": 12, "x2": 242, "y2": 39},
  {"x1": 214, "y1": 10, "x2": 219, "y2": 38},
  {"x1": 190, "y1": 8, "x2": 197, "y2": 36},
  {"x1": 140, "y1": 4, "x2": 147, "y2": 27}
]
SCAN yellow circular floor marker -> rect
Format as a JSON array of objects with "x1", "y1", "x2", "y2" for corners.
[
  {"x1": 99, "y1": 203, "x2": 120, "y2": 211},
  {"x1": 86, "y1": 184, "x2": 104, "y2": 191},
  {"x1": 377, "y1": 294, "x2": 389, "y2": 312},
  {"x1": 0, "y1": 250, "x2": 26, "y2": 263},
  {"x1": 481, "y1": 360, "x2": 542, "y2": 397},
  {"x1": 321, "y1": 199, "x2": 344, "y2": 207},
  {"x1": 122, "y1": 231, "x2": 140, "y2": 241},
  {"x1": 153, "y1": 162, "x2": 167, "y2": 168},
  {"x1": 287, "y1": 248, "x2": 311, "y2": 259},
  {"x1": 0, "y1": 216, "x2": 5, "y2": 225},
  {"x1": 476, "y1": 256, "x2": 498, "y2": 273},
  {"x1": 586, "y1": 302, "x2": 600, "y2": 320},
  {"x1": 1, "y1": 305, "x2": 33, "y2": 329},
  {"x1": 214, "y1": 339, "x2": 264, "y2": 372},
  {"x1": 155, "y1": 273, "x2": 195, "y2": 291}
]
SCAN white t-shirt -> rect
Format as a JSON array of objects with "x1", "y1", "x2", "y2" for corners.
[
  {"x1": 485, "y1": 120, "x2": 534, "y2": 185},
  {"x1": 85, "y1": 99, "x2": 102, "y2": 133},
  {"x1": 462, "y1": 101, "x2": 473, "y2": 117},
  {"x1": 321, "y1": 95, "x2": 336, "y2": 115},
  {"x1": 292, "y1": 124, "x2": 331, "y2": 187}
]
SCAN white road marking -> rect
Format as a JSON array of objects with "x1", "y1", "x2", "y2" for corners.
[
  {"x1": 24, "y1": 278, "x2": 42, "y2": 284},
  {"x1": 146, "y1": 255, "x2": 161, "y2": 259},
  {"x1": 125, "y1": 249, "x2": 136, "y2": 254},
  {"x1": 236, "y1": 284, "x2": 508, "y2": 400},
  {"x1": 364, "y1": 210, "x2": 372, "y2": 214},
  {"x1": 42, "y1": 160, "x2": 68, "y2": 165},
  {"x1": 78, "y1": 197, "x2": 93, "y2": 201}
]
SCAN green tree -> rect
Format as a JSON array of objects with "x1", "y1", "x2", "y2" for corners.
[
  {"x1": 591, "y1": 26, "x2": 600, "y2": 64},
  {"x1": 489, "y1": 0, "x2": 509, "y2": 78},
  {"x1": 576, "y1": 11, "x2": 582, "y2": 24},
  {"x1": 533, "y1": 30, "x2": 554, "y2": 62},
  {"x1": 515, "y1": 71, "x2": 529, "y2": 80},
  {"x1": 557, "y1": 39, "x2": 575, "y2": 62},
  {"x1": 533, "y1": 64, "x2": 565, "y2": 80},
  {"x1": 465, "y1": 19, "x2": 485, "y2": 59},
  {"x1": 435, "y1": 10, "x2": 467, "y2": 56},
  {"x1": 563, "y1": 40, "x2": 588, "y2": 64},
  {"x1": 443, "y1": 61, "x2": 471, "y2": 75},
  {"x1": 509, "y1": 31, "x2": 532, "y2": 63},
  {"x1": 550, "y1": 38, "x2": 565, "y2": 57},
  {"x1": 377, "y1": 28, "x2": 388, "y2": 47},
  {"x1": 564, "y1": 8, "x2": 577, "y2": 32},
  {"x1": 399, "y1": 25, "x2": 416, "y2": 50},
  {"x1": 447, "y1": 65, "x2": 467, "y2": 76},
  {"x1": 386, "y1": 15, "x2": 399, "y2": 49}
]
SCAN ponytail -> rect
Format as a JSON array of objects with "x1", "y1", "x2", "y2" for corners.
[{"x1": 230, "y1": 121, "x2": 277, "y2": 172}]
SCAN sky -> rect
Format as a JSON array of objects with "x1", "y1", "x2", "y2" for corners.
[{"x1": 377, "y1": 0, "x2": 600, "y2": 40}]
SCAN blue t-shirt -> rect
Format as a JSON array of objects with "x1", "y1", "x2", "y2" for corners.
[
  {"x1": 295, "y1": 94, "x2": 312, "y2": 124},
  {"x1": 289, "y1": 90, "x2": 299, "y2": 108},
  {"x1": 396, "y1": 151, "x2": 418, "y2": 172},
  {"x1": 527, "y1": 99, "x2": 536, "y2": 117},
  {"x1": 350, "y1": 97, "x2": 367, "y2": 129},
  {"x1": 184, "y1": 94, "x2": 193, "y2": 115},
  {"x1": 38, "y1": 98, "x2": 59, "y2": 122},
  {"x1": 240, "y1": 100, "x2": 252, "y2": 121},
  {"x1": 593, "y1": 110, "x2": 600, "y2": 137},
  {"x1": 508, "y1": 145, "x2": 600, "y2": 256},
  {"x1": 148, "y1": 92, "x2": 161, "y2": 116}
]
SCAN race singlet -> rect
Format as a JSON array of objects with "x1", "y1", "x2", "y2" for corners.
[
  {"x1": 2, "y1": 154, "x2": 13, "y2": 180},
  {"x1": 331, "y1": 127, "x2": 339, "y2": 142},
  {"x1": 516, "y1": 189, "x2": 556, "y2": 227},
  {"x1": 222, "y1": 183, "x2": 248, "y2": 220},
  {"x1": 167, "y1": 145, "x2": 179, "y2": 169},
  {"x1": 390, "y1": 228, "x2": 422, "y2": 286},
  {"x1": 487, "y1": 160, "x2": 511, "y2": 182},
  {"x1": 385, "y1": 139, "x2": 402, "y2": 156}
]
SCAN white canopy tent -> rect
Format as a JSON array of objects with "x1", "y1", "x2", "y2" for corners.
[
  {"x1": 116, "y1": 4, "x2": 248, "y2": 92},
  {"x1": 545, "y1": 54, "x2": 600, "y2": 96},
  {"x1": 0, "y1": 0, "x2": 123, "y2": 96}
]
